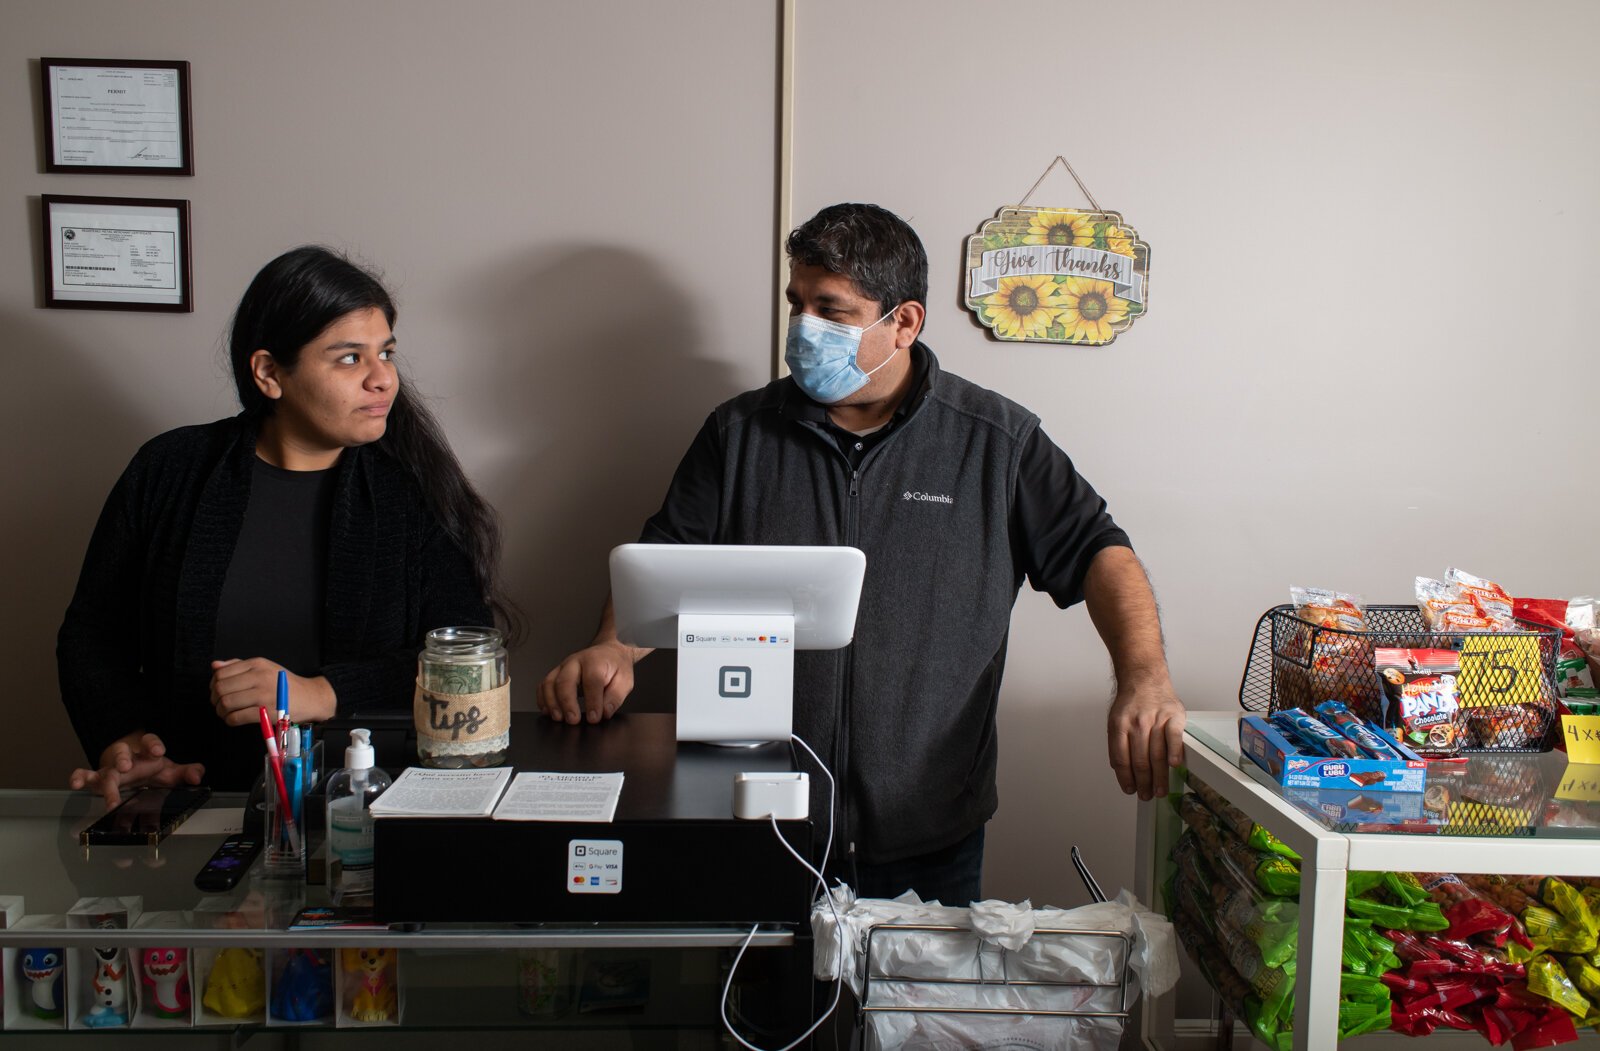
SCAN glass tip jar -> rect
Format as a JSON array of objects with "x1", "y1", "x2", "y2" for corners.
[{"x1": 415, "y1": 626, "x2": 510, "y2": 767}]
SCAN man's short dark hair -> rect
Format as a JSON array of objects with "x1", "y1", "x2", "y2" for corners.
[{"x1": 785, "y1": 203, "x2": 928, "y2": 316}]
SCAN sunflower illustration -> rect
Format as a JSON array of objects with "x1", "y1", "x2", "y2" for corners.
[
  {"x1": 1095, "y1": 224, "x2": 1136, "y2": 257},
  {"x1": 1054, "y1": 277, "x2": 1131, "y2": 344},
  {"x1": 1023, "y1": 210, "x2": 1094, "y2": 248},
  {"x1": 981, "y1": 275, "x2": 1060, "y2": 339}
]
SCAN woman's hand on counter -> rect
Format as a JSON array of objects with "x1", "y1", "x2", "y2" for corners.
[
  {"x1": 68, "y1": 731, "x2": 206, "y2": 810},
  {"x1": 209, "y1": 658, "x2": 336, "y2": 726}
]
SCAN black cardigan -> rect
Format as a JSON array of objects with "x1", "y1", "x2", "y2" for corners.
[{"x1": 57, "y1": 415, "x2": 491, "y2": 788}]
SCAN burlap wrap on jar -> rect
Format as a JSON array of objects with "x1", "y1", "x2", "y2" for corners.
[{"x1": 414, "y1": 679, "x2": 511, "y2": 762}]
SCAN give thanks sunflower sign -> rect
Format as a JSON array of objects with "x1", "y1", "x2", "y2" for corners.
[{"x1": 965, "y1": 207, "x2": 1149, "y2": 346}]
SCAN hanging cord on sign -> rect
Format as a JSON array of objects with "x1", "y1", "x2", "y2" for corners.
[
  {"x1": 719, "y1": 732, "x2": 845, "y2": 1051},
  {"x1": 1016, "y1": 154, "x2": 1103, "y2": 212}
]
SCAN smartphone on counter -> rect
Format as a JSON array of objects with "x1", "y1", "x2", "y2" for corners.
[{"x1": 81, "y1": 785, "x2": 213, "y2": 846}]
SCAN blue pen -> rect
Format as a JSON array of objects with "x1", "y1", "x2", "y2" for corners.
[
  {"x1": 275, "y1": 670, "x2": 290, "y2": 753},
  {"x1": 299, "y1": 725, "x2": 313, "y2": 798},
  {"x1": 283, "y1": 728, "x2": 303, "y2": 824}
]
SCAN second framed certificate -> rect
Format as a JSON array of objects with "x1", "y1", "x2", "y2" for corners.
[{"x1": 42, "y1": 195, "x2": 193, "y2": 312}]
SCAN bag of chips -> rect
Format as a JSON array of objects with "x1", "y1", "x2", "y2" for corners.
[
  {"x1": 1189, "y1": 775, "x2": 1301, "y2": 861},
  {"x1": 1415, "y1": 872, "x2": 1534, "y2": 949}
]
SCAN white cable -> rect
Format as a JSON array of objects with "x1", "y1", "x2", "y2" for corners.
[{"x1": 719, "y1": 732, "x2": 846, "y2": 1051}]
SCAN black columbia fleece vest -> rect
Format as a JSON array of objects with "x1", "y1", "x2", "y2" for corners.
[{"x1": 710, "y1": 347, "x2": 1037, "y2": 864}]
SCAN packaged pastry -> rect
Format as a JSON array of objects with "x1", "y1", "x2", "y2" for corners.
[
  {"x1": 1376, "y1": 647, "x2": 1464, "y2": 757},
  {"x1": 1280, "y1": 587, "x2": 1384, "y2": 718},
  {"x1": 1445, "y1": 568, "x2": 1516, "y2": 631},
  {"x1": 1417, "y1": 577, "x2": 1495, "y2": 632},
  {"x1": 1463, "y1": 706, "x2": 1545, "y2": 750}
]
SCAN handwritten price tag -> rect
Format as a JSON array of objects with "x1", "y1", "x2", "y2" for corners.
[
  {"x1": 1562, "y1": 714, "x2": 1600, "y2": 766},
  {"x1": 1459, "y1": 635, "x2": 1545, "y2": 705}
]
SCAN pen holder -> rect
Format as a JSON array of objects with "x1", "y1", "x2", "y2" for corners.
[{"x1": 262, "y1": 756, "x2": 306, "y2": 880}]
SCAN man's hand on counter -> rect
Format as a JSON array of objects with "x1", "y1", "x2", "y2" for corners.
[
  {"x1": 539, "y1": 639, "x2": 645, "y2": 724},
  {"x1": 1107, "y1": 679, "x2": 1186, "y2": 802},
  {"x1": 68, "y1": 731, "x2": 206, "y2": 810}
]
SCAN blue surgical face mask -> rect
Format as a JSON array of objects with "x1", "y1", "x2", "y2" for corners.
[{"x1": 784, "y1": 309, "x2": 897, "y2": 404}]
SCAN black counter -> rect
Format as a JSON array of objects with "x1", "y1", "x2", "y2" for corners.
[{"x1": 372, "y1": 712, "x2": 814, "y2": 924}]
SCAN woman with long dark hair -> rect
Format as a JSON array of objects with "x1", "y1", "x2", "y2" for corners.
[{"x1": 60, "y1": 246, "x2": 510, "y2": 804}]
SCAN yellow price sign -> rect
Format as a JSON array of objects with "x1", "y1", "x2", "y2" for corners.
[
  {"x1": 1561, "y1": 715, "x2": 1600, "y2": 766},
  {"x1": 1459, "y1": 634, "x2": 1545, "y2": 707}
]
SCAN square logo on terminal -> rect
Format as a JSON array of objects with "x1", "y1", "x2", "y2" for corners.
[{"x1": 719, "y1": 666, "x2": 752, "y2": 698}]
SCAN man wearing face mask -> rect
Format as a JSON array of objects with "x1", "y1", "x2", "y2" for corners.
[{"x1": 540, "y1": 203, "x2": 1184, "y2": 906}]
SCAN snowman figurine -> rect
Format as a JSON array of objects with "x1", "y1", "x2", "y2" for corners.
[{"x1": 83, "y1": 917, "x2": 130, "y2": 1028}]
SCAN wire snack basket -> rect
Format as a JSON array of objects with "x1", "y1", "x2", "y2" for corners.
[{"x1": 1238, "y1": 604, "x2": 1561, "y2": 753}]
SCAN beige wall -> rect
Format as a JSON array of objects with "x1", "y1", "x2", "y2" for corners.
[
  {"x1": 788, "y1": 0, "x2": 1600, "y2": 909},
  {"x1": 4, "y1": 0, "x2": 1599, "y2": 927},
  {"x1": 1, "y1": 3, "x2": 778, "y2": 772}
]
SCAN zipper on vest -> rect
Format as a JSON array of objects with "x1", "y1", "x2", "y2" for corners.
[{"x1": 836, "y1": 463, "x2": 860, "y2": 880}]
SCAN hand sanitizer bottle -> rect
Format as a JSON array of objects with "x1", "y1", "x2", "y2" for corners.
[{"x1": 325, "y1": 729, "x2": 391, "y2": 907}]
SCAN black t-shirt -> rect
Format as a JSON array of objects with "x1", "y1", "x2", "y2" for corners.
[
  {"x1": 208, "y1": 457, "x2": 336, "y2": 786},
  {"x1": 214, "y1": 458, "x2": 337, "y2": 672}
]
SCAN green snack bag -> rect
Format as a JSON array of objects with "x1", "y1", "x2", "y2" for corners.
[
  {"x1": 1215, "y1": 886, "x2": 1299, "y2": 969},
  {"x1": 1346, "y1": 896, "x2": 1448, "y2": 932},
  {"x1": 1189, "y1": 777, "x2": 1302, "y2": 862},
  {"x1": 1383, "y1": 871, "x2": 1431, "y2": 908},
  {"x1": 1249, "y1": 851, "x2": 1301, "y2": 898},
  {"x1": 1247, "y1": 824, "x2": 1300, "y2": 861},
  {"x1": 1340, "y1": 972, "x2": 1390, "y2": 1000},
  {"x1": 1346, "y1": 871, "x2": 1386, "y2": 898},
  {"x1": 1360, "y1": 926, "x2": 1401, "y2": 974},
  {"x1": 1339, "y1": 998, "x2": 1393, "y2": 1039},
  {"x1": 1342, "y1": 922, "x2": 1388, "y2": 975},
  {"x1": 1243, "y1": 996, "x2": 1295, "y2": 1051}
]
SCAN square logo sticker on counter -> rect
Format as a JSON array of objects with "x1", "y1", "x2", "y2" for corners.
[{"x1": 567, "y1": 839, "x2": 623, "y2": 894}]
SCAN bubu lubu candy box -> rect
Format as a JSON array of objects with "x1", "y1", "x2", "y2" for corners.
[{"x1": 1240, "y1": 714, "x2": 1427, "y2": 793}]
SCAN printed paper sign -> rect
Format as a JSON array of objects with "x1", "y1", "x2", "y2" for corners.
[{"x1": 964, "y1": 207, "x2": 1149, "y2": 346}]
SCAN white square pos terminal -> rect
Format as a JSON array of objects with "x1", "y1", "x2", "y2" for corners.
[{"x1": 609, "y1": 544, "x2": 866, "y2": 744}]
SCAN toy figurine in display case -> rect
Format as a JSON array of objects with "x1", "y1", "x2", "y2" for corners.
[
  {"x1": 202, "y1": 947, "x2": 265, "y2": 1019},
  {"x1": 140, "y1": 947, "x2": 190, "y2": 1019},
  {"x1": 341, "y1": 947, "x2": 397, "y2": 1022},
  {"x1": 272, "y1": 948, "x2": 332, "y2": 1022},
  {"x1": 83, "y1": 918, "x2": 130, "y2": 1028},
  {"x1": 19, "y1": 948, "x2": 65, "y2": 1019}
]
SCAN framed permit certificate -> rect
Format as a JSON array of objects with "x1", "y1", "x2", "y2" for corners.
[
  {"x1": 42, "y1": 195, "x2": 193, "y2": 312},
  {"x1": 41, "y1": 58, "x2": 194, "y2": 175}
]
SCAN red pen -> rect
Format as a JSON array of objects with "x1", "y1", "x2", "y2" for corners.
[{"x1": 258, "y1": 706, "x2": 302, "y2": 856}]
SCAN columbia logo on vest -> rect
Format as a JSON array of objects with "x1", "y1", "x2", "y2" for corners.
[{"x1": 902, "y1": 491, "x2": 953, "y2": 505}]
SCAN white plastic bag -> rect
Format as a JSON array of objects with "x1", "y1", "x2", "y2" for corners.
[{"x1": 810, "y1": 886, "x2": 1177, "y2": 1050}]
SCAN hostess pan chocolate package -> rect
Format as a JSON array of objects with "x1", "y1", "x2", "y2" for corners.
[{"x1": 1376, "y1": 647, "x2": 1464, "y2": 756}]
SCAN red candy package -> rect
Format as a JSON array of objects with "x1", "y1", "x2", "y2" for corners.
[{"x1": 1416, "y1": 872, "x2": 1535, "y2": 949}]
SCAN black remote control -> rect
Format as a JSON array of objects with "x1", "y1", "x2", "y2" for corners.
[{"x1": 193, "y1": 834, "x2": 262, "y2": 891}]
